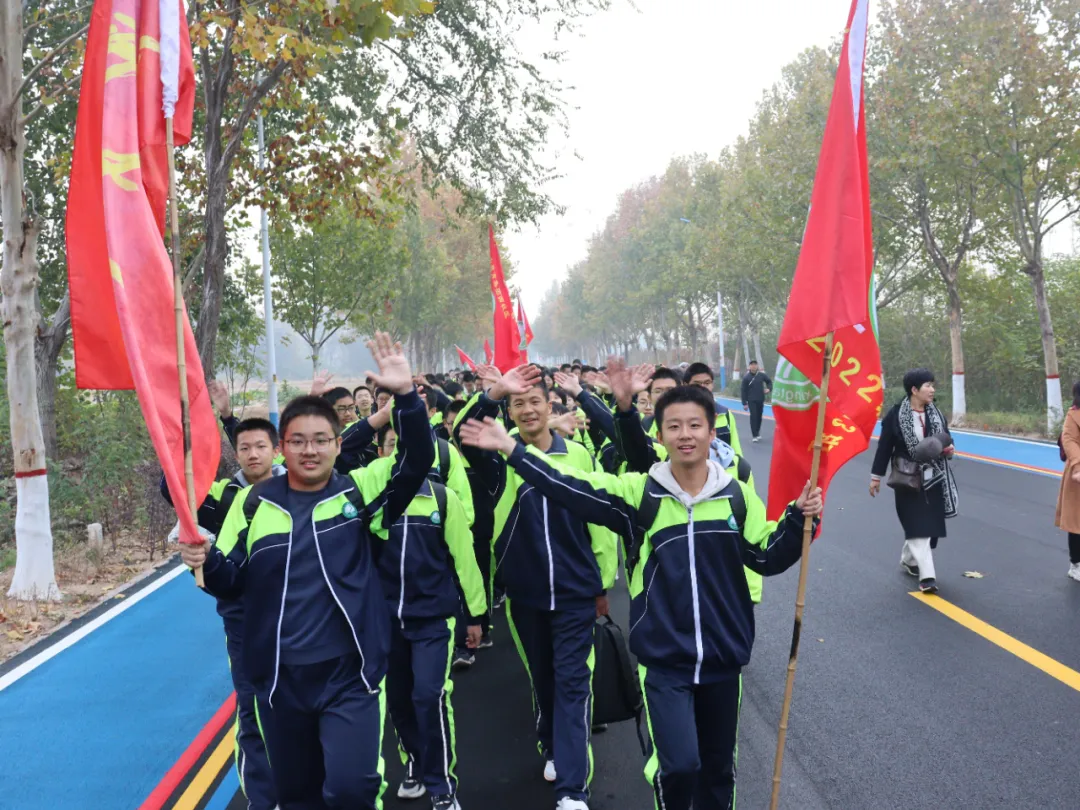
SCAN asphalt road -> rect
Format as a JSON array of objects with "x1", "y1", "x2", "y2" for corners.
[{"x1": 227, "y1": 411, "x2": 1080, "y2": 810}]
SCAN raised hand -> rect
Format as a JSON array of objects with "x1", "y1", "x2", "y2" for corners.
[
  {"x1": 310, "y1": 369, "x2": 334, "y2": 396},
  {"x1": 206, "y1": 379, "x2": 232, "y2": 418},
  {"x1": 605, "y1": 356, "x2": 637, "y2": 412},
  {"x1": 549, "y1": 410, "x2": 580, "y2": 438},
  {"x1": 592, "y1": 371, "x2": 613, "y2": 394},
  {"x1": 475, "y1": 364, "x2": 501, "y2": 393},
  {"x1": 364, "y1": 332, "x2": 414, "y2": 395},
  {"x1": 368, "y1": 398, "x2": 394, "y2": 430},
  {"x1": 489, "y1": 363, "x2": 542, "y2": 401},
  {"x1": 630, "y1": 364, "x2": 656, "y2": 396},
  {"x1": 458, "y1": 417, "x2": 517, "y2": 456},
  {"x1": 554, "y1": 371, "x2": 582, "y2": 399}
]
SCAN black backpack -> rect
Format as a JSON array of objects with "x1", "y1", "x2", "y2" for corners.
[
  {"x1": 592, "y1": 615, "x2": 643, "y2": 729},
  {"x1": 628, "y1": 477, "x2": 747, "y2": 577},
  {"x1": 429, "y1": 438, "x2": 452, "y2": 485}
]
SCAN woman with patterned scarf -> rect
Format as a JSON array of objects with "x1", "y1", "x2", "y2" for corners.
[{"x1": 869, "y1": 368, "x2": 959, "y2": 593}]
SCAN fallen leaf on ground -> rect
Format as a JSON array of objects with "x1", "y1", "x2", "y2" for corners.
[
  {"x1": 963, "y1": 571, "x2": 984, "y2": 579},
  {"x1": 5, "y1": 630, "x2": 23, "y2": 641}
]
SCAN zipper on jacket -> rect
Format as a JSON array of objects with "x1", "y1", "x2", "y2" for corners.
[
  {"x1": 262, "y1": 498, "x2": 293, "y2": 708},
  {"x1": 687, "y1": 505, "x2": 704, "y2": 685},
  {"x1": 544, "y1": 498, "x2": 555, "y2": 611},
  {"x1": 311, "y1": 490, "x2": 373, "y2": 691},
  {"x1": 398, "y1": 515, "x2": 408, "y2": 628}
]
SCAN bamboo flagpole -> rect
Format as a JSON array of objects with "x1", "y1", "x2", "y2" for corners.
[
  {"x1": 769, "y1": 330, "x2": 834, "y2": 810},
  {"x1": 166, "y1": 117, "x2": 203, "y2": 588}
]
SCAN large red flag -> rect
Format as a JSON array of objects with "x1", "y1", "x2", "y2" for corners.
[
  {"x1": 483, "y1": 339, "x2": 494, "y2": 364},
  {"x1": 489, "y1": 225, "x2": 522, "y2": 372},
  {"x1": 767, "y1": 0, "x2": 882, "y2": 521},
  {"x1": 455, "y1": 345, "x2": 478, "y2": 371},
  {"x1": 66, "y1": 0, "x2": 218, "y2": 543}
]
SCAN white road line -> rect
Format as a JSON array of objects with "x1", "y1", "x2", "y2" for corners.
[{"x1": 0, "y1": 564, "x2": 187, "y2": 693}]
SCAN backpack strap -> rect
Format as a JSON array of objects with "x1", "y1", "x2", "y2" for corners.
[
  {"x1": 431, "y1": 480, "x2": 448, "y2": 535},
  {"x1": 724, "y1": 478, "x2": 747, "y2": 530},
  {"x1": 628, "y1": 477, "x2": 666, "y2": 576},
  {"x1": 217, "y1": 482, "x2": 240, "y2": 525},
  {"x1": 735, "y1": 455, "x2": 752, "y2": 484},
  {"x1": 437, "y1": 438, "x2": 451, "y2": 484}
]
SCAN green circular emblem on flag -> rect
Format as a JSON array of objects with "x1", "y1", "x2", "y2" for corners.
[
  {"x1": 430, "y1": 511, "x2": 442, "y2": 526},
  {"x1": 342, "y1": 502, "x2": 358, "y2": 519},
  {"x1": 727, "y1": 514, "x2": 739, "y2": 531}
]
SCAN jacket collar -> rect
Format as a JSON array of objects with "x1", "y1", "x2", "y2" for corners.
[
  {"x1": 648, "y1": 459, "x2": 733, "y2": 507},
  {"x1": 232, "y1": 463, "x2": 287, "y2": 489},
  {"x1": 514, "y1": 429, "x2": 568, "y2": 456},
  {"x1": 256, "y1": 469, "x2": 356, "y2": 509}
]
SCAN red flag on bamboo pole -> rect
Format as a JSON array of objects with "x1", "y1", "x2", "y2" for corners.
[
  {"x1": 66, "y1": 0, "x2": 217, "y2": 545},
  {"x1": 455, "y1": 345, "x2": 478, "y2": 371},
  {"x1": 766, "y1": 0, "x2": 882, "y2": 521},
  {"x1": 483, "y1": 339, "x2": 494, "y2": 364},
  {"x1": 516, "y1": 297, "x2": 534, "y2": 363},
  {"x1": 488, "y1": 225, "x2": 522, "y2": 372}
]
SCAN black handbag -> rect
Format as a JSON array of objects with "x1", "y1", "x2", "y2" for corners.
[{"x1": 887, "y1": 455, "x2": 922, "y2": 492}]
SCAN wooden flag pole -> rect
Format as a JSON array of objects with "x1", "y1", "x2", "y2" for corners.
[
  {"x1": 769, "y1": 330, "x2": 834, "y2": 810},
  {"x1": 166, "y1": 117, "x2": 203, "y2": 588}
]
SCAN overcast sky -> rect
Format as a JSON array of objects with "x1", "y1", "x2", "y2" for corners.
[{"x1": 504, "y1": 0, "x2": 866, "y2": 313}]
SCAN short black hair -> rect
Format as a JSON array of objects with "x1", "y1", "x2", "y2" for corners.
[
  {"x1": 580, "y1": 364, "x2": 598, "y2": 375},
  {"x1": 549, "y1": 388, "x2": 568, "y2": 405},
  {"x1": 280, "y1": 395, "x2": 342, "y2": 438},
  {"x1": 550, "y1": 402, "x2": 570, "y2": 416},
  {"x1": 323, "y1": 386, "x2": 353, "y2": 405},
  {"x1": 376, "y1": 422, "x2": 396, "y2": 450},
  {"x1": 352, "y1": 384, "x2": 371, "y2": 398},
  {"x1": 443, "y1": 381, "x2": 463, "y2": 398},
  {"x1": 423, "y1": 389, "x2": 441, "y2": 411},
  {"x1": 446, "y1": 400, "x2": 468, "y2": 419},
  {"x1": 559, "y1": 363, "x2": 571, "y2": 372},
  {"x1": 684, "y1": 362, "x2": 713, "y2": 383},
  {"x1": 748, "y1": 358, "x2": 760, "y2": 366},
  {"x1": 648, "y1": 367, "x2": 683, "y2": 393},
  {"x1": 654, "y1": 384, "x2": 716, "y2": 430},
  {"x1": 508, "y1": 380, "x2": 549, "y2": 402},
  {"x1": 375, "y1": 386, "x2": 393, "y2": 400},
  {"x1": 902, "y1": 368, "x2": 935, "y2": 397},
  {"x1": 235, "y1": 417, "x2": 279, "y2": 447},
  {"x1": 461, "y1": 371, "x2": 476, "y2": 383}
]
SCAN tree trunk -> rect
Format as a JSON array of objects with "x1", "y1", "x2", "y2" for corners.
[
  {"x1": 34, "y1": 292, "x2": 71, "y2": 459},
  {"x1": 196, "y1": 170, "x2": 228, "y2": 375},
  {"x1": 752, "y1": 330, "x2": 763, "y2": 366},
  {"x1": 1027, "y1": 259, "x2": 1063, "y2": 431},
  {"x1": 946, "y1": 285, "x2": 966, "y2": 425},
  {"x1": 0, "y1": 1, "x2": 61, "y2": 599}
]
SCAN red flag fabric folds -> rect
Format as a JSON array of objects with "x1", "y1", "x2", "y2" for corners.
[
  {"x1": 483, "y1": 339, "x2": 494, "y2": 365},
  {"x1": 455, "y1": 345, "x2": 478, "y2": 371},
  {"x1": 65, "y1": 0, "x2": 218, "y2": 543},
  {"x1": 767, "y1": 0, "x2": 883, "y2": 521},
  {"x1": 489, "y1": 225, "x2": 522, "y2": 372}
]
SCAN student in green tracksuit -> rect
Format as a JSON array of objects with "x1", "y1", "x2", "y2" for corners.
[
  {"x1": 179, "y1": 334, "x2": 435, "y2": 810},
  {"x1": 369, "y1": 425, "x2": 486, "y2": 810},
  {"x1": 453, "y1": 364, "x2": 617, "y2": 810},
  {"x1": 459, "y1": 359, "x2": 823, "y2": 810}
]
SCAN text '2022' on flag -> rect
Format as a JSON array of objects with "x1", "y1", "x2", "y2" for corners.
[
  {"x1": 66, "y1": 0, "x2": 219, "y2": 544},
  {"x1": 488, "y1": 224, "x2": 522, "y2": 372},
  {"x1": 766, "y1": 0, "x2": 883, "y2": 522}
]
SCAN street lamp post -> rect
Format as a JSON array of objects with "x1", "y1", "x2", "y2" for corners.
[{"x1": 257, "y1": 112, "x2": 279, "y2": 427}]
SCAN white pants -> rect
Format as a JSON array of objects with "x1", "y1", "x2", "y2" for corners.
[{"x1": 901, "y1": 537, "x2": 936, "y2": 581}]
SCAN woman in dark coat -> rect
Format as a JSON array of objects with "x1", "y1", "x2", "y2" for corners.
[{"x1": 870, "y1": 368, "x2": 959, "y2": 593}]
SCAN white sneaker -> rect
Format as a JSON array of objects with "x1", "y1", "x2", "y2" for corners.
[
  {"x1": 555, "y1": 799, "x2": 589, "y2": 810},
  {"x1": 397, "y1": 778, "x2": 426, "y2": 799},
  {"x1": 1068, "y1": 563, "x2": 1080, "y2": 582},
  {"x1": 543, "y1": 760, "x2": 557, "y2": 782}
]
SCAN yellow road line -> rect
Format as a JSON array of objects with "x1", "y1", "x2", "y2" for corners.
[
  {"x1": 910, "y1": 592, "x2": 1080, "y2": 693},
  {"x1": 171, "y1": 730, "x2": 234, "y2": 810}
]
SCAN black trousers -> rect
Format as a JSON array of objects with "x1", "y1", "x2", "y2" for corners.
[
  {"x1": 1069, "y1": 533, "x2": 1080, "y2": 565},
  {"x1": 748, "y1": 401, "x2": 765, "y2": 438}
]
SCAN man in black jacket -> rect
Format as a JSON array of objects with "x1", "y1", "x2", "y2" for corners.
[{"x1": 740, "y1": 360, "x2": 772, "y2": 442}]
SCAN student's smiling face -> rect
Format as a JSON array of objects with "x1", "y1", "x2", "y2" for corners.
[
  {"x1": 509, "y1": 385, "x2": 551, "y2": 441},
  {"x1": 657, "y1": 402, "x2": 713, "y2": 467}
]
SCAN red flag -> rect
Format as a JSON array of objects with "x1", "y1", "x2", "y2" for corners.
[
  {"x1": 455, "y1": 345, "x2": 478, "y2": 371},
  {"x1": 516, "y1": 297, "x2": 534, "y2": 364},
  {"x1": 489, "y1": 225, "x2": 522, "y2": 372},
  {"x1": 766, "y1": 0, "x2": 882, "y2": 521},
  {"x1": 66, "y1": 0, "x2": 218, "y2": 543},
  {"x1": 483, "y1": 339, "x2": 494, "y2": 364}
]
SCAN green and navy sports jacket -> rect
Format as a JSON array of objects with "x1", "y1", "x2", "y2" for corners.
[
  {"x1": 198, "y1": 389, "x2": 434, "y2": 698},
  {"x1": 454, "y1": 392, "x2": 617, "y2": 612},
  {"x1": 501, "y1": 439, "x2": 813, "y2": 685},
  {"x1": 365, "y1": 462, "x2": 487, "y2": 623}
]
